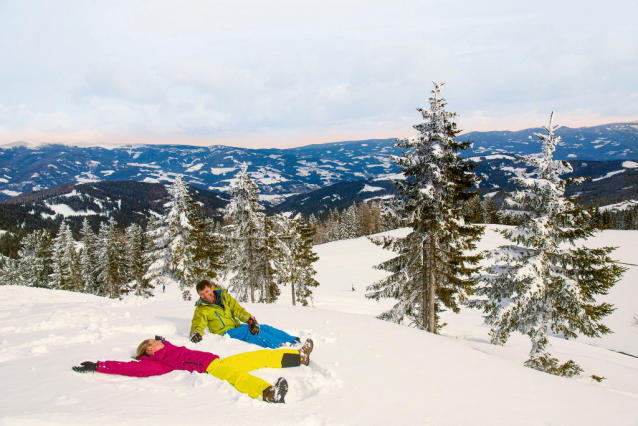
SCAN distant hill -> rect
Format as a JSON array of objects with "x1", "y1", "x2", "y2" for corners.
[{"x1": 0, "y1": 180, "x2": 230, "y2": 238}]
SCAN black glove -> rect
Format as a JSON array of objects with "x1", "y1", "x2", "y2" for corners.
[
  {"x1": 247, "y1": 316, "x2": 260, "y2": 335},
  {"x1": 155, "y1": 335, "x2": 165, "y2": 342},
  {"x1": 72, "y1": 361, "x2": 98, "y2": 373},
  {"x1": 190, "y1": 331, "x2": 202, "y2": 343}
]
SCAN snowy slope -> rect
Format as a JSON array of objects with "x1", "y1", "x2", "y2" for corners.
[{"x1": 0, "y1": 226, "x2": 637, "y2": 425}]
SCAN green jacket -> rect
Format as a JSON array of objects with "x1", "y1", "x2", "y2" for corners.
[{"x1": 190, "y1": 289, "x2": 252, "y2": 336}]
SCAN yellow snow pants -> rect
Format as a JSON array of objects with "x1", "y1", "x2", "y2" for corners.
[{"x1": 206, "y1": 348, "x2": 298, "y2": 399}]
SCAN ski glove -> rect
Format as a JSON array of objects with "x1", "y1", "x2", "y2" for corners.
[
  {"x1": 72, "y1": 361, "x2": 98, "y2": 373},
  {"x1": 247, "y1": 316, "x2": 260, "y2": 335},
  {"x1": 155, "y1": 335, "x2": 165, "y2": 342},
  {"x1": 190, "y1": 331, "x2": 202, "y2": 343}
]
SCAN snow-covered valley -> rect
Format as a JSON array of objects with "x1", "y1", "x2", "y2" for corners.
[{"x1": 0, "y1": 226, "x2": 637, "y2": 425}]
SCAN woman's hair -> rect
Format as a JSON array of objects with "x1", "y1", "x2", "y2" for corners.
[{"x1": 133, "y1": 339, "x2": 153, "y2": 360}]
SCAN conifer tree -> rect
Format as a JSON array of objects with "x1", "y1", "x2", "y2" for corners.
[
  {"x1": 50, "y1": 222, "x2": 81, "y2": 291},
  {"x1": 223, "y1": 164, "x2": 266, "y2": 302},
  {"x1": 284, "y1": 215, "x2": 320, "y2": 306},
  {"x1": 472, "y1": 112, "x2": 625, "y2": 376},
  {"x1": 257, "y1": 215, "x2": 285, "y2": 303},
  {"x1": 341, "y1": 204, "x2": 358, "y2": 239},
  {"x1": 367, "y1": 82, "x2": 483, "y2": 333},
  {"x1": 79, "y1": 219, "x2": 100, "y2": 294},
  {"x1": 145, "y1": 176, "x2": 201, "y2": 300},
  {"x1": 0, "y1": 254, "x2": 20, "y2": 286},
  {"x1": 482, "y1": 197, "x2": 499, "y2": 224},
  {"x1": 17, "y1": 230, "x2": 53, "y2": 288},
  {"x1": 188, "y1": 214, "x2": 226, "y2": 292},
  {"x1": 125, "y1": 223, "x2": 154, "y2": 298},
  {"x1": 97, "y1": 217, "x2": 126, "y2": 299}
]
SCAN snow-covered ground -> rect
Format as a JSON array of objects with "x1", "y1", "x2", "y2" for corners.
[{"x1": 0, "y1": 226, "x2": 637, "y2": 425}]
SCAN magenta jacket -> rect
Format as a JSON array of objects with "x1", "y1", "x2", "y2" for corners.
[{"x1": 96, "y1": 341, "x2": 219, "y2": 377}]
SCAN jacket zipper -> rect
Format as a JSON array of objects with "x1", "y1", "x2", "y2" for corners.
[
  {"x1": 215, "y1": 312, "x2": 226, "y2": 328},
  {"x1": 183, "y1": 361, "x2": 202, "y2": 365}
]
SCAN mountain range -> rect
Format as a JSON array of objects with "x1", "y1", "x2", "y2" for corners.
[{"x1": 1, "y1": 121, "x2": 637, "y2": 204}]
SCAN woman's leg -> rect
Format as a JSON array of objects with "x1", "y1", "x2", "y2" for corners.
[{"x1": 206, "y1": 349, "x2": 300, "y2": 399}]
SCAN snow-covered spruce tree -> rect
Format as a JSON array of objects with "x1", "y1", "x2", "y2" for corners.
[
  {"x1": 256, "y1": 215, "x2": 284, "y2": 303},
  {"x1": 341, "y1": 204, "x2": 359, "y2": 239},
  {"x1": 0, "y1": 254, "x2": 20, "y2": 286},
  {"x1": 17, "y1": 230, "x2": 53, "y2": 288},
  {"x1": 188, "y1": 213, "x2": 226, "y2": 292},
  {"x1": 50, "y1": 222, "x2": 82, "y2": 291},
  {"x1": 223, "y1": 164, "x2": 266, "y2": 302},
  {"x1": 97, "y1": 217, "x2": 127, "y2": 299},
  {"x1": 471, "y1": 112, "x2": 625, "y2": 377},
  {"x1": 145, "y1": 176, "x2": 202, "y2": 300},
  {"x1": 125, "y1": 223, "x2": 154, "y2": 298},
  {"x1": 280, "y1": 215, "x2": 320, "y2": 306},
  {"x1": 367, "y1": 82, "x2": 483, "y2": 333},
  {"x1": 79, "y1": 219, "x2": 100, "y2": 294}
]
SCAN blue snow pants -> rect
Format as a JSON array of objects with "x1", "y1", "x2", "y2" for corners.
[{"x1": 224, "y1": 324, "x2": 297, "y2": 349}]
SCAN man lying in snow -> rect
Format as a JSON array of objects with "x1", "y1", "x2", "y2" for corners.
[
  {"x1": 72, "y1": 336, "x2": 314, "y2": 403},
  {"x1": 190, "y1": 280, "x2": 310, "y2": 350}
]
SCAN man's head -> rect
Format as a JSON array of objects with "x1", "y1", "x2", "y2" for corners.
[{"x1": 197, "y1": 280, "x2": 215, "y2": 304}]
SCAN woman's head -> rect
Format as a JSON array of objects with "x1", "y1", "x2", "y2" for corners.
[{"x1": 134, "y1": 338, "x2": 165, "y2": 360}]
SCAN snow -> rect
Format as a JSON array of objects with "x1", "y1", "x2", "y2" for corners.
[
  {"x1": 41, "y1": 203, "x2": 100, "y2": 219},
  {"x1": 599, "y1": 199, "x2": 638, "y2": 212},
  {"x1": 592, "y1": 170, "x2": 625, "y2": 181},
  {"x1": 467, "y1": 154, "x2": 516, "y2": 161},
  {"x1": 622, "y1": 161, "x2": 638, "y2": 168},
  {"x1": 0, "y1": 226, "x2": 637, "y2": 425},
  {"x1": 127, "y1": 163, "x2": 162, "y2": 169},
  {"x1": 185, "y1": 163, "x2": 204, "y2": 172},
  {"x1": 1, "y1": 189, "x2": 20, "y2": 197},
  {"x1": 358, "y1": 184, "x2": 384, "y2": 193}
]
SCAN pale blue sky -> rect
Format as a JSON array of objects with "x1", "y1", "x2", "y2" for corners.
[{"x1": 0, "y1": 0, "x2": 636, "y2": 148}]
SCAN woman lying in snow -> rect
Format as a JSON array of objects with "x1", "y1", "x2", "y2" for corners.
[{"x1": 72, "y1": 336, "x2": 314, "y2": 403}]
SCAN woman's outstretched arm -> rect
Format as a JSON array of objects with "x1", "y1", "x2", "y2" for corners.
[{"x1": 73, "y1": 360, "x2": 174, "y2": 377}]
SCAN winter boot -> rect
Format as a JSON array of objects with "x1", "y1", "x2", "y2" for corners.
[
  {"x1": 263, "y1": 377, "x2": 288, "y2": 403},
  {"x1": 299, "y1": 338, "x2": 313, "y2": 366}
]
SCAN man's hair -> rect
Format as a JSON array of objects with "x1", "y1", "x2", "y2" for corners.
[{"x1": 196, "y1": 280, "x2": 214, "y2": 294}]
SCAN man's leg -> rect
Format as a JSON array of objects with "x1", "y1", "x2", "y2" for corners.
[
  {"x1": 259, "y1": 324, "x2": 297, "y2": 345},
  {"x1": 206, "y1": 349, "x2": 300, "y2": 399},
  {"x1": 225, "y1": 324, "x2": 285, "y2": 349},
  {"x1": 225, "y1": 324, "x2": 273, "y2": 348}
]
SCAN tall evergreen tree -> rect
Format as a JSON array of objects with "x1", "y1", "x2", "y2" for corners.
[
  {"x1": 125, "y1": 223, "x2": 154, "y2": 298},
  {"x1": 145, "y1": 176, "x2": 200, "y2": 300},
  {"x1": 97, "y1": 217, "x2": 126, "y2": 299},
  {"x1": 471, "y1": 113, "x2": 625, "y2": 376},
  {"x1": 79, "y1": 218, "x2": 100, "y2": 294},
  {"x1": 188, "y1": 214, "x2": 226, "y2": 292},
  {"x1": 283, "y1": 215, "x2": 320, "y2": 306},
  {"x1": 0, "y1": 254, "x2": 20, "y2": 286},
  {"x1": 367, "y1": 82, "x2": 483, "y2": 333},
  {"x1": 17, "y1": 230, "x2": 53, "y2": 288},
  {"x1": 50, "y1": 222, "x2": 81, "y2": 291},
  {"x1": 223, "y1": 164, "x2": 266, "y2": 302}
]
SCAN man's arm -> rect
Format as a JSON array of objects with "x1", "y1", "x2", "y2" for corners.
[
  {"x1": 224, "y1": 291, "x2": 251, "y2": 323},
  {"x1": 190, "y1": 306, "x2": 208, "y2": 337}
]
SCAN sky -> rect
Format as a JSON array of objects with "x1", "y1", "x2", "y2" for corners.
[{"x1": 0, "y1": 0, "x2": 637, "y2": 149}]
